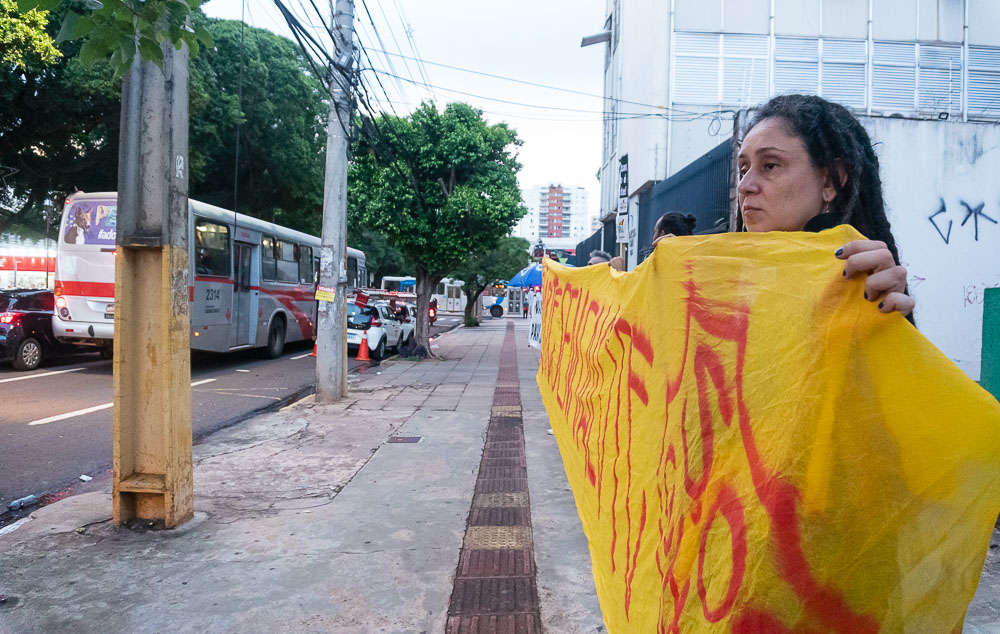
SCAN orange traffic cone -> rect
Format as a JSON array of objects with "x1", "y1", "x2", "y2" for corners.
[
  {"x1": 310, "y1": 342, "x2": 317, "y2": 357},
  {"x1": 357, "y1": 329, "x2": 371, "y2": 361}
]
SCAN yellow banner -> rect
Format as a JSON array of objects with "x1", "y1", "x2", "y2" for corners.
[{"x1": 537, "y1": 226, "x2": 1000, "y2": 633}]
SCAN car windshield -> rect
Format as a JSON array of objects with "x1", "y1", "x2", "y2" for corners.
[
  {"x1": 0, "y1": 296, "x2": 14, "y2": 312},
  {"x1": 347, "y1": 304, "x2": 375, "y2": 326}
]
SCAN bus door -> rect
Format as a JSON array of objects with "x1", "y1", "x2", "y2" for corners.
[
  {"x1": 230, "y1": 242, "x2": 253, "y2": 348},
  {"x1": 447, "y1": 284, "x2": 462, "y2": 312}
]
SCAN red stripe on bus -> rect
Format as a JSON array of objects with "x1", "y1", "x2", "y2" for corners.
[
  {"x1": 55, "y1": 280, "x2": 115, "y2": 298},
  {"x1": 194, "y1": 275, "x2": 234, "y2": 285},
  {"x1": 256, "y1": 287, "x2": 315, "y2": 339}
]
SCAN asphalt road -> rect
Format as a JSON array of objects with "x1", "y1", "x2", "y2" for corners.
[{"x1": 0, "y1": 315, "x2": 462, "y2": 511}]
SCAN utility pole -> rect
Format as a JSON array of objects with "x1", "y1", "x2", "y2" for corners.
[
  {"x1": 315, "y1": 0, "x2": 354, "y2": 402},
  {"x1": 112, "y1": 39, "x2": 193, "y2": 528}
]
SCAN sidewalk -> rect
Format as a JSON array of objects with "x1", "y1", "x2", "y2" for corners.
[
  {"x1": 0, "y1": 318, "x2": 604, "y2": 633},
  {"x1": 1, "y1": 317, "x2": 997, "y2": 632}
]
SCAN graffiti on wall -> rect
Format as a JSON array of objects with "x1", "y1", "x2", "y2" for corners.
[{"x1": 928, "y1": 197, "x2": 999, "y2": 243}]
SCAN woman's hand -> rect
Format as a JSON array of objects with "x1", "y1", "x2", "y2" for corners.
[
  {"x1": 651, "y1": 233, "x2": 676, "y2": 247},
  {"x1": 835, "y1": 240, "x2": 914, "y2": 316}
]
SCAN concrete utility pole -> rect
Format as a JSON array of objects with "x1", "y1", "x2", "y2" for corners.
[
  {"x1": 315, "y1": 0, "x2": 354, "y2": 402},
  {"x1": 113, "y1": 40, "x2": 193, "y2": 528}
]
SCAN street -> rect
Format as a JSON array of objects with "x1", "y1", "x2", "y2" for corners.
[{"x1": 0, "y1": 316, "x2": 461, "y2": 511}]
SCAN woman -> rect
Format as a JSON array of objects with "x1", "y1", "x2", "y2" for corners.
[{"x1": 737, "y1": 94, "x2": 913, "y2": 316}]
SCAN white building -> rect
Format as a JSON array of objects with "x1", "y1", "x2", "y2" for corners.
[
  {"x1": 583, "y1": 0, "x2": 1000, "y2": 380},
  {"x1": 586, "y1": 0, "x2": 1000, "y2": 219},
  {"x1": 517, "y1": 185, "x2": 592, "y2": 251}
]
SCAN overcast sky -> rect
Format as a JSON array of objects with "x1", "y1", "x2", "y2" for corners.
[{"x1": 201, "y1": 0, "x2": 608, "y2": 217}]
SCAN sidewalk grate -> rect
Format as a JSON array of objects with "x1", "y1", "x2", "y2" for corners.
[{"x1": 447, "y1": 322, "x2": 541, "y2": 632}]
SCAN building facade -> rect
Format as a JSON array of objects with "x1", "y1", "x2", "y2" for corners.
[
  {"x1": 517, "y1": 185, "x2": 591, "y2": 251},
  {"x1": 590, "y1": 0, "x2": 1000, "y2": 219},
  {"x1": 0, "y1": 234, "x2": 56, "y2": 290}
]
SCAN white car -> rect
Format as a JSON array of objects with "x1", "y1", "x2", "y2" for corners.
[
  {"x1": 400, "y1": 303, "x2": 418, "y2": 344},
  {"x1": 346, "y1": 301, "x2": 406, "y2": 360}
]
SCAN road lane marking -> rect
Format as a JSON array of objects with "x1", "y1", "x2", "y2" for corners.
[
  {"x1": 0, "y1": 368, "x2": 84, "y2": 384},
  {"x1": 291, "y1": 353, "x2": 313, "y2": 360},
  {"x1": 235, "y1": 369, "x2": 250, "y2": 372},
  {"x1": 28, "y1": 378, "x2": 218, "y2": 425},
  {"x1": 29, "y1": 403, "x2": 113, "y2": 426}
]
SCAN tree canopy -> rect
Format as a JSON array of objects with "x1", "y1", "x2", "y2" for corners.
[
  {"x1": 347, "y1": 101, "x2": 526, "y2": 349},
  {"x1": 1, "y1": 0, "x2": 61, "y2": 68},
  {"x1": 0, "y1": 15, "x2": 327, "y2": 236},
  {"x1": 451, "y1": 236, "x2": 531, "y2": 324}
]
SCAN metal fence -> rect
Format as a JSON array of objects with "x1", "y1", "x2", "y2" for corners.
[
  {"x1": 635, "y1": 139, "x2": 732, "y2": 264},
  {"x1": 575, "y1": 139, "x2": 732, "y2": 268}
]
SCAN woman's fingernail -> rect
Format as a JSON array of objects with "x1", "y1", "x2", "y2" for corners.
[
  {"x1": 878, "y1": 301, "x2": 884, "y2": 310},
  {"x1": 842, "y1": 269, "x2": 847, "y2": 277},
  {"x1": 835, "y1": 248, "x2": 843, "y2": 257},
  {"x1": 864, "y1": 291, "x2": 868, "y2": 300}
]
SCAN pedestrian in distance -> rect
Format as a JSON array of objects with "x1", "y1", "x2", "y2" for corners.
[
  {"x1": 737, "y1": 94, "x2": 914, "y2": 318},
  {"x1": 587, "y1": 249, "x2": 625, "y2": 272}
]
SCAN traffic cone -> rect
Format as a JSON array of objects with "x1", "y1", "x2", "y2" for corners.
[
  {"x1": 357, "y1": 329, "x2": 371, "y2": 361},
  {"x1": 310, "y1": 342, "x2": 317, "y2": 357}
]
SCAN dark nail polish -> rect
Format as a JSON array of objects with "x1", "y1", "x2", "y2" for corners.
[
  {"x1": 864, "y1": 291, "x2": 868, "y2": 300},
  {"x1": 835, "y1": 248, "x2": 843, "y2": 257},
  {"x1": 878, "y1": 301, "x2": 884, "y2": 310},
  {"x1": 842, "y1": 269, "x2": 846, "y2": 277}
]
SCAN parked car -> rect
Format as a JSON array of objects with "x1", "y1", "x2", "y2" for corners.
[
  {"x1": 346, "y1": 301, "x2": 406, "y2": 361},
  {"x1": 0, "y1": 290, "x2": 88, "y2": 371},
  {"x1": 399, "y1": 303, "x2": 417, "y2": 346}
]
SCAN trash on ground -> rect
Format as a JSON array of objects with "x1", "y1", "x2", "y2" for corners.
[
  {"x1": 79, "y1": 474, "x2": 93, "y2": 482},
  {"x1": 7, "y1": 494, "x2": 39, "y2": 511}
]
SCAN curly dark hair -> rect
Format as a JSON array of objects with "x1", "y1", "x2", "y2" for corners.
[
  {"x1": 654, "y1": 212, "x2": 697, "y2": 237},
  {"x1": 747, "y1": 94, "x2": 903, "y2": 265}
]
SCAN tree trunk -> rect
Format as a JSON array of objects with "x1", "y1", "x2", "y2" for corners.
[
  {"x1": 463, "y1": 284, "x2": 487, "y2": 324},
  {"x1": 415, "y1": 269, "x2": 442, "y2": 357}
]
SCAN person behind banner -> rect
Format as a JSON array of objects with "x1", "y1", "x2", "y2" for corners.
[
  {"x1": 737, "y1": 94, "x2": 914, "y2": 318},
  {"x1": 652, "y1": 212, "x2": 697, "y2": 246},
  {"x1": 587, "y1": 249, "x2": 625, "y2": 271}
]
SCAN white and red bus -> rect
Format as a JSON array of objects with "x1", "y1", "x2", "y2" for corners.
[{"x1": 52, "y1": 192, "x2": 366, "y2": 357}]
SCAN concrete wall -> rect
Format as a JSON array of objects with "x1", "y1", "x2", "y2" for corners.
[{"x1": 865, "y1": 116, "x2": 1000, "y2": 380}]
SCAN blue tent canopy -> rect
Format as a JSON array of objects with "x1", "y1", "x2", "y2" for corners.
[{"x1": 507, "y1": 263, "x2": 543, "y2": 287}]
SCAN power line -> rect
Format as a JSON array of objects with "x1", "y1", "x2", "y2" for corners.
[{"x1": 388, "y1": 0, "x2": 435, "y2": 101}]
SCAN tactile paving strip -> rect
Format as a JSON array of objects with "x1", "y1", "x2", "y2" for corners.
[
  {"x1": 464, "y1": 526, "x2": 533, "y2": 549},
  {"x1": 447, "y1": 322, "x2": 541, "y2": 632}
]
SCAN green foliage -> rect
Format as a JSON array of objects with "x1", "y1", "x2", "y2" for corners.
[
  {"x1": 346, "y1": 227, "x2": 410, "y2": 287},
  {"x1": 188, "y1": 18, "x2": 327, "y2": 234},
  {"x1": 451, "y1": 236, "x2": 531, "y2": 300},
  {"x1": 0, "y1": 15, "x2": 326, "y2": 236},
  {"x1": 20, "y1": 0, "x2": 211, "y2": 74},
  {"x1": 347, "y1": 102, "x2": 526, "y2": 282},
  {"x1": 1, "y1": 0, "x2": 61, "y2": 67}
]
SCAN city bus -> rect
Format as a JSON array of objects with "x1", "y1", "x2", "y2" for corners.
[{"x1": 52, "y1": 192, "x2": 366, "y2": 357}]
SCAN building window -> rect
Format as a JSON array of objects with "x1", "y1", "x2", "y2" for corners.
[
  {"x1": 969, "y1": 46, "x2": 1000, "y2": 119},
  {"x1": 674, "y1": 32, "x2": 768, "y2": 106}
]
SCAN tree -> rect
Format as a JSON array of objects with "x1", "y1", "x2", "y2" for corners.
[
  {"x1": 1, "y1": 0, "x2": 61, "y2": 68},
  {"x1": 188, "y1": 19, "x2": 327, "y2": 234},
  {"x1": 451, "y1": 236, "x2": 530, "y2": 325},
  {"x1": 348, "y1": 102, "x2": 526, "y2": 354},
  {"x1": 346, "y1": 227, "x2": 410, "y2": 288},
  {"x1": 0, "y1": 15, "x2": 326, "y2": 236}
]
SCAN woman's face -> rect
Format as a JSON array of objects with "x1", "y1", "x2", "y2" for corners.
[{"x1": 737, "y1": 117, "x2": 836, "y2": 232}]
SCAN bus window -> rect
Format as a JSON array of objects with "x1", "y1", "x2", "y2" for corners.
[
  {"x1": 276, "y1": 239, "x2": 296, "y2": 283},
  {"x1": 313, "y1": 257, "x2": 320, "y2": 284},
  {"x1": 262, "y1": 235, "x2": 277, "y2": 282},
  {"x1": 298, "y1": 245, "x2": 313, "y2": 284},
  {"x1": 195, "y1": 218, "x2": 230, "y2": 277}
]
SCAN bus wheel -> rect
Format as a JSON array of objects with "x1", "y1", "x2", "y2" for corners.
[
  {"x1": 99, "y1": 345, "x2": 113, "y2": 360},
  {"x1": 489, "y1": 305, "x2": 503, "y2": 318},
  {"x1": 13, "y1": 337, "x2": 43, "y2": 371},
  {"x1": 265, "y1": 321, "x2": 285, "y2": 359}
]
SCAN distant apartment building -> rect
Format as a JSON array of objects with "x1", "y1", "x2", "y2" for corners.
[{"x1": 516, "y1": 185, "x2": 591, "y2": 251}]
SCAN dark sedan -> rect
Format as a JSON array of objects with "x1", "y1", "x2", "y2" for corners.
[{"x1": 0, "y1": 290, "x2": 86, "y2": 370}]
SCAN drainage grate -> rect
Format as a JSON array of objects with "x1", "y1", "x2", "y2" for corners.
[
  {"x1": 447, "y1": 322, "x2": 541, "y2": 632},
  {"x1": 386, "y1": 436, "x2": 422, "y2": 443}
]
